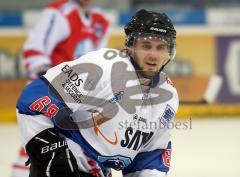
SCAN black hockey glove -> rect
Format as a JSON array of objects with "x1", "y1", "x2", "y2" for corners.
[{"x1": 25, "y1": 128, "x2": 80, "y2": 177}]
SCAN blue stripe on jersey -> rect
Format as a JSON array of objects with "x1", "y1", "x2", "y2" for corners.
[
  {"x1": 122, "y1": 142, "x2": 172, "y2": 175},
  {"x1": 16, "y1": 77, "x2": 65, "y2": 115},
  {"x1": 43, "y1": 14, "x2": 56, "y2": 47}
]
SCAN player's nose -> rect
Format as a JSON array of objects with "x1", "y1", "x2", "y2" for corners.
[{"x1": 147, "y1": 51, "x2": 158, "y2": 61}]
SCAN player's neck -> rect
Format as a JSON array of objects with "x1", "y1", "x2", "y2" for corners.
[{"x1": 137, "y1": 73, "x2": 151, "y2": 86}]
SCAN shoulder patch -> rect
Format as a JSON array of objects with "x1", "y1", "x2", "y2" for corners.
[{"x1": 161, "y1": 104, "x2": 175, "y2": 123}]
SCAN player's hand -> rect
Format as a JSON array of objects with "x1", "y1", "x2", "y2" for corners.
[{"x1": 25, "y1": 128, "x2": 80, "y2": 177}]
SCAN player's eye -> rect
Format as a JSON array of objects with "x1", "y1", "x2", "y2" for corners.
[
  {"x1": 141, "y1": 44, "x2": 151, "y2": 49},
  {"x1": 157, "y1": 45, "x2": 168, "y2": 51}
]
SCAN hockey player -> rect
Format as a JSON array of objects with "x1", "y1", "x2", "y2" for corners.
[
  {"x1": 11, "y1": 0, "x2": 109, "y2": 176},
  {"x1": 23, "y1": 0, "x2": 109, "y2": 80},
  {"x1": 16, "y1": 9, "x2": 178, "y2": 177}
]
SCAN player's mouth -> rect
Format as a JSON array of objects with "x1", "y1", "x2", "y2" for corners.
[{"x1": 145, "y1": 62, "x2": 157, "y2": 67}]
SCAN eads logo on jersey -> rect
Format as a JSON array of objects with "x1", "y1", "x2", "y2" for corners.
[
  {"x1": 92, "y1": 110, "x2": 118, "y2": 145},
  {"x1": 93, "y1": 125, "x2": 118, "y2": 145}
]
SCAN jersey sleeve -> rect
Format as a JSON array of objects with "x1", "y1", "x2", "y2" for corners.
[
  {"x1": 16, "y1": 76, "x2": 68, "y2": 146},
  {"x1": 17, "y1": 77, "x2": 66, "y2": 117},
  {"x1": 23, "y1": 8, "x2": 70, "y2": 78},
  {"x1": 122, "y1": 142, "x2": 172, "y2": 177}
]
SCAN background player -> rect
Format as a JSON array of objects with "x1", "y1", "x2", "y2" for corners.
[{"x1": 23, "y1": 0, "x2": 109, "y2": 80}]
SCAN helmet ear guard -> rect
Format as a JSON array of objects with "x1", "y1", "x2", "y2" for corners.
[{"x1": 124, "y1": 9, "x2": 176, "y2": 61}]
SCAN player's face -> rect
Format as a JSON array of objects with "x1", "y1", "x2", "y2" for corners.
[
  {"x1": 77, "y1": 0, "x2": 92, "y2": 7},
  {"x1": 131, "y1": 37, "x2": 170, "y2": 77}
]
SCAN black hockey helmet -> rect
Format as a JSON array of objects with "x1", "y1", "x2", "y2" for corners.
[{"x1": 124, "y1": 9, "x2": 176, "y2": 60}]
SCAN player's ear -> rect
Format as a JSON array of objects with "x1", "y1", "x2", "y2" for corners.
[{"x1": 127, "y1": 47, "x2": 133, "y2": 57}]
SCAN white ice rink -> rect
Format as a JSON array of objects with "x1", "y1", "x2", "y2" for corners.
[{"x1": 1, "y1": 117, "x2": 240, "y2": 177}]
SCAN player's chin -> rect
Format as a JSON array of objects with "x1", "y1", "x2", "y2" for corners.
[{"x1": 143, "y1": 70, "x2": 159, "y2": 78}]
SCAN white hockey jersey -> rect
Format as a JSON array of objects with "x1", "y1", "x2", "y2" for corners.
[{"x1": 17, "y1": 48, "x2": 179, "y2": 177}]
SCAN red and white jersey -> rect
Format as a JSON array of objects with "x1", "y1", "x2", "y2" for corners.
[{"x1": 23, "y1": 0, "x2": 109, "y2": 79}]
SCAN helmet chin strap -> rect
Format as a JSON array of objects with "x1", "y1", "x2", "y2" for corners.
[{"x1": 159, "y1": 59, "x2": 170, "y2": 72}]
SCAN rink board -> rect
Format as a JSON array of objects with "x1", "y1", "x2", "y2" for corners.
[{"x1": 1, "y1": 104, "x2": 240, "y2": 122}]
